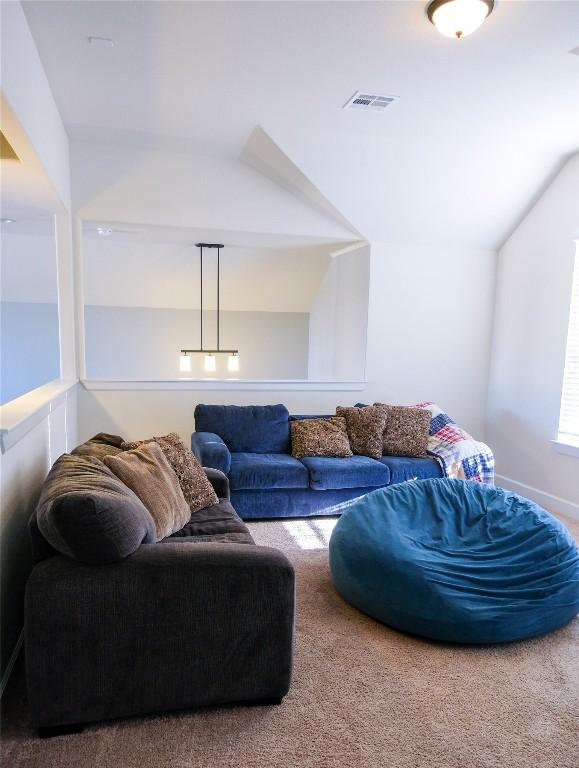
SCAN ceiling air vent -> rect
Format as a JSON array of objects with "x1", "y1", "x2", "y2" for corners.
[{"x1": 343, "y1": 91, "x2": 399, "y2": 112}]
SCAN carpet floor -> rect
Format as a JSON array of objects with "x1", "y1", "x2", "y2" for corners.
[{"x1": 2, "y1": 513, "x2": 578, "y2": 768}]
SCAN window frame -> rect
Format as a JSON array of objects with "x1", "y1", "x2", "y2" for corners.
[{"x1": 554, "y1": 240, "x2": 579, "y2": 457}]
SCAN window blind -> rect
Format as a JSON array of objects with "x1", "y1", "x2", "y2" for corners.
[{"x1": 558, "y1": 245, "x2": 579, "y2": 444}]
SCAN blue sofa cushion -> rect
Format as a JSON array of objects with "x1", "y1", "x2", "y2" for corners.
[
  {"x1": 379, "y1": 455, "x2": 443, "y2": 484},
  {"x1": 232, "y1": 487, "x2": 376, "y2": 520},
  {"x1": 289, "y1": 414, "x2": 333, "y2": 421},
  {"x1": 229, "y1": 453, "x2": 309, "y2": 491},
  {"x1": 301, "y1": 456, "x2": 390, "y2": 491},
  {"x1": 194, "y1": 404, "x2": 290, "y2": 453}
]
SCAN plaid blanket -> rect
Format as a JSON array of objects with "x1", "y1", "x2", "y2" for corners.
[{"x1": 415, "y1": 402, "x2": 494, "y2": 485}]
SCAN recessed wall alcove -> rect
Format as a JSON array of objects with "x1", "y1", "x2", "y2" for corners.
[{"x1": 81, "y1": 221, "x2": 370, "y2": 385}]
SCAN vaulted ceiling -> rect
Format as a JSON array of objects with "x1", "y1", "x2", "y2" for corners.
[{"x1": 23, "y1": 1, "x2": 579, "y2": 249}]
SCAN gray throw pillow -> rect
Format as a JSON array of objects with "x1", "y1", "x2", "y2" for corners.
[{"x1": 36, "y1": 454, "x2": 156, "y2": 564}]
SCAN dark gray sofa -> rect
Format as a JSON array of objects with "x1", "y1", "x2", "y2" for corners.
[{"x1": 25, "y1": 460, "x2": 295, "y2": 734}]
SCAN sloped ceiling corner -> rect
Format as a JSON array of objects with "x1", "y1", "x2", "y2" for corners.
[{"x1": 242, "y1": 126, "x2": 365, "y2": 241}]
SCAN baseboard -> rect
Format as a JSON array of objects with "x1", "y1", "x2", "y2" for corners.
[
  {"x1": 0, "y1": 628, "x2": 23, "y2": 699},
  {"x1": 495, "y1": 474, "x2": 579, "y2": 522}
]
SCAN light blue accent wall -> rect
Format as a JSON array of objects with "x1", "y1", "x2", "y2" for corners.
[
  {"x1": 0, "y1": 302, "x2": 61, "y2": 404},
  {"x1": 84, "y1": 305, "x2": 309, "y2": 380}
]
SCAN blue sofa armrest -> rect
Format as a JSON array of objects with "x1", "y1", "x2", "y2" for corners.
[{"x1": 191, "y1": 432, "x2": 231, "y2": 474}]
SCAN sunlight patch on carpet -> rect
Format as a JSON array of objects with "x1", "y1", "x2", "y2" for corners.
[{"x1": 281, "y1": 518, "x2": 337, "y2": 550}]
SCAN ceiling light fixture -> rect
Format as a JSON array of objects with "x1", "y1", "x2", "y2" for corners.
[
  {"x1": 96, "y1": 226, "x2": 113, "y2": 237},
  {"x1": 427, "y1": 0, "x2": 494, "y2": 39},
  {"x1": 179, "y1": 243, "x2": 240, "y2": 376},
  {"x1": 1, "y1": 218, "x2": 15, "y2": 225}
]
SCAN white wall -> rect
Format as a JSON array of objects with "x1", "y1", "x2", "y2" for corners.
[
  {"x1": 71, "y1": 139, "x2": 495, "y2": 481},
  {"x1": 85, "y1": 306, "x2": 309, "y2": 380},
  {"x1": 0, "y1": 3, "x2": 76, "y2": 682},
  {"x1": 308, "y1": 245, "x2": 369, "y2": 380},
  {"x1": 364, "y1": 242, "x2": 496, "y2": 437},
  {"x1": 72, "y1": 141, "x2": 356, "y2": 242},
  {"x1": 79, "y1": 241, "x2": 497, "y2": 444},
  {"x1": 0, "y1": 386, "x2": 78, "y2": 682},
  {"x1": 487, "y1": 153, "x2": 579, "y2": 512}
]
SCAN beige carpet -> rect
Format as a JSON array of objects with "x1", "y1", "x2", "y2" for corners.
[{"x1": 2, "y1": 513, "x2": 578, "y2": 768}]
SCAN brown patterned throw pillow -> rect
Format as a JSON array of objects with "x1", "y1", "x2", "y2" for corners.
[
  {"x1": 122, "y1": 432, "x2": 218, "y2": 513},
  {"x1": 374, "y1": 404, "x2": 431, "y2": 457},
  {"x1": 104, "y1": 443, "x2": 191, "y2": 541},
  {"x1": 336, "y1": 406, "x2": 387, "y2": 460},
  {"x1": 290, "y1": 418, "x2": 353, "y2": 459}
]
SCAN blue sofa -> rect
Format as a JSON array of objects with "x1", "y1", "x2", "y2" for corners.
[{"x1": 191, "y1": 404, "x2": 443, "y2": 520}]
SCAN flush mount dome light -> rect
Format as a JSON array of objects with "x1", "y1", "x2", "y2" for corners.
[{"x1": 427, "y1": 0, "x2": 494, "y2": 39}]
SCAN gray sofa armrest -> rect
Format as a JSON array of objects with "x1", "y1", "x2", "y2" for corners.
[
  {"x1": 203, "y1": 467, "x2": 230, "y2": 500},
  {"x1": 25, "y1": 542, "x2": 295, "y2": 728},
  {"x1": 191, "y1": 432, "x2": 231, "y2": 474}
]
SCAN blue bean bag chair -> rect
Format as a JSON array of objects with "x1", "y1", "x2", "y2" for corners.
[{"x1": 329, "y1": 479, "x2": 579, "y2": 643}]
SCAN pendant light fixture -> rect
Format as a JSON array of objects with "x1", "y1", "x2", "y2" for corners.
[
  {"x1": 179, "y1": 243, "x2": 239, "y2": 374},
  {"x1": 179, "y1": 353, "x2": 192, "y2": 372},
  {"x1": 427, "y1": 0, "x2": 494, "y2": 39}
]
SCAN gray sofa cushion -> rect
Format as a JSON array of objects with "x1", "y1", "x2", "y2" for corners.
[
  {"x1": 166, "y1": 498, "x2": 254, "y2": 543},
  {"x1": 229, "y1": 452, "x2": 310, "y2": 490},
  {"x1": 36, "y1": 454, "x2": 156, "y2": 564}
]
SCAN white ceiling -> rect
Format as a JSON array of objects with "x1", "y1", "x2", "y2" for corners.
[{"x1": 23, "y1": 1, "x2": 579, "y2": 248}]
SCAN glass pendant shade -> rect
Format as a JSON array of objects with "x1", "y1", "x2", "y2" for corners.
[
  {"x1": 228, "y1": 354, "x2": 239, "y2": 372},
  {"x1": 428, "y1": 0, "x2": 493, "y2": 39},
  {"x1": 179, "y1": 353, "x2": 191, "y2": 372},
  {"x1": 204, "y1": 354, "x2": 216, "y2": 372}
]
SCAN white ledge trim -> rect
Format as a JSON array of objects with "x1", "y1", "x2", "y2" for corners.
[
  {"x1": 551, "y1": 439, "x2": 579, "y2": 458},
  {"x1": 81, "y1": 378, "x2": 368, "y2": 392},
  {"x1": 0, "y1": 379, "x2": 78, "y2": 453}
]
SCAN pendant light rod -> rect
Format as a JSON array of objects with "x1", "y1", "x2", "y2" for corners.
[
  {"x1": 199, "y1": 244, "x2": 203, "y2": 350},
  {"x1": 217, "y1": 246, "x2": 220, "y2": 352},
  {"x1": 180, "y1": 349, "x2": 239, "y2": 354},
  {"x1": 194, "y1": 242, "x2": 225, "y2": 352},
  {"x1": 179, "y1": 243, "x2": 238, "y2": 366}
]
